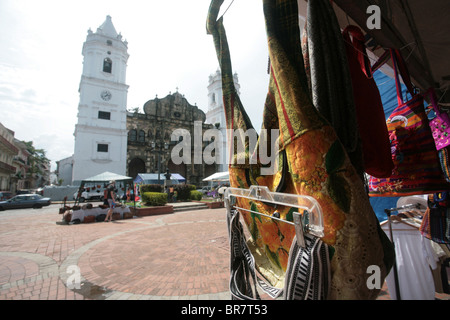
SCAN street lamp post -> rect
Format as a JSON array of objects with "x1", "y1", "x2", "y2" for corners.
[{"x1": 151, "y1": 140, "x2": 169, "y2": 185}]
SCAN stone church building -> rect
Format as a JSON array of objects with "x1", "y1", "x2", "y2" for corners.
[{"x1": 126, "y1": 91, "x2": 217, "y2": 187}]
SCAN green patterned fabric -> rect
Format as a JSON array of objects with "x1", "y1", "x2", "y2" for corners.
[{"x1": 302, "y1": 0, "x2": 364, "y2": 178}]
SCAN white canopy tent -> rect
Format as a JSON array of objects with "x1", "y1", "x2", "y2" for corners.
[
  {"x1": 203, "y1": 171, "x2": 229, "y2": 182},
  {"x1": 74, "y1": 171, "x2": 133, "y2": 205},
  {"x1": 81, "y1": 171, "x2": 133, "y2": 183},
  {"x1": 202, "y1": 171, "x2": 229, "y2": 188}
]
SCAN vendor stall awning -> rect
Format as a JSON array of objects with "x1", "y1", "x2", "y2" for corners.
[
  {"x1": 203, "y1": 171, "x2": 229, "y2": 182},
  {"x1": 134, "y1": 173, "x2": 185, "y2": 184},
  {"x1": 82, "y1": 171, "x2": 133, "y2": 183}
]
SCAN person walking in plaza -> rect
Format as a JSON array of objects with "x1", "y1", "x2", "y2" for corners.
[{"x1": 104, "y1": 180, "x2": 117, "y2": 222}]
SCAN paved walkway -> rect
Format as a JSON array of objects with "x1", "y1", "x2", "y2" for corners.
[
  {"x1": 0, "y1": 204, "x2": 230, "y2": 300},
  {"x1": 0, "y1": 203, "x2": 448, "y2": 300}
]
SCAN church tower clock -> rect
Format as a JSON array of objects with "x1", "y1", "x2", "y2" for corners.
[{"x1": 72, "y1": 15, "x2": 129, "y2": 184}]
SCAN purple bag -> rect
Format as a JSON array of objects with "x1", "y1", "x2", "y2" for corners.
[{"x1": 429, "y1": 88, "x2": 450, "y2": 150}]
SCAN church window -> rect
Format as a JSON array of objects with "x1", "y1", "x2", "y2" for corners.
[
  {"x1": 211, "y1": 93, "x2": 215, "y2": 103},
  {"x1": 106, "y1": 40, "x2": 112, "y2": 46},
  {"x1": 97, "y1": 143, "x2": 109, "y2": 152},
  {"x1": 103, "y1": 58, "x2": 112, "y2": 73},
  {"x1": 129, "y1": 129, "x2": 137, "y2": 141},
  {"x1": 138, "y1": 130, "x2": 145, "y2": 142},
  {"x1": 98, "y1": 111, "x2": 111, "y2": 120}
]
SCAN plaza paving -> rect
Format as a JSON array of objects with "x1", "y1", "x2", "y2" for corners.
[
  {"x1": 0, "y1": 203, "x2": 447, "y2": 301},
  {"x1": 0, "y1": 204, "x2": 230, "y2": 300}
]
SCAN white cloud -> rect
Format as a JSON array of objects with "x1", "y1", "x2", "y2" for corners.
[{"x1": 0, "y1": 0, "x2": 269, "y2": 172}]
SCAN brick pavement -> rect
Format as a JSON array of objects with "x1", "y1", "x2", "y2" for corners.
[
  {"x1": 0, "y1": 205, "x2": 230, "y2": 300},
  {"x1": 0, "y1": 204, "x2": 448, "y2": 300}
]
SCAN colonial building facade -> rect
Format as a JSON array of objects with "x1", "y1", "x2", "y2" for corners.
[
  {"x1": 127, "y1": 91, "x2": 217, "y2": 187},
  {"x1": 0, "y1": 122, "x2": 50, "y2": 192},
  {"x1": 0, "y1": 123, "x2": 19, "y2": 191}
]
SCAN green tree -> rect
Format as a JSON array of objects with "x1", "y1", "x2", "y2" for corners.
[{"x1": 23, "y1": 141, "x2": 49, "y2": 176}]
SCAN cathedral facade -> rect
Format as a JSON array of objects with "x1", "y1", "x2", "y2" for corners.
[
  {"x1": 58, "y1": 16, "x2": 220, "y2": 187},
  {"x1": 126, "y1": 91, "x2": 217, "y2": 187}
]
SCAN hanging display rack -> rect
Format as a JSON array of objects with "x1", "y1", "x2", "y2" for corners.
[{"x1": 224, "y1": 185, "x2": 324, "y2": 248}]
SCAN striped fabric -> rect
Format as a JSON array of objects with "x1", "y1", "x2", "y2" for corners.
[
  {"x1": 228, "y1": 209, "x2": 261, "y2": 300},
  {"x1": 228, "y1": 208, "x2": 330, "y2": 300},
  {"x1": 283, "y1": 232, "x2": 330, "y2": 300}
]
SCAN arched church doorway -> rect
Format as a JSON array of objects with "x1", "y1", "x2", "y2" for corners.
[{"x1": 128, "y1": 157, "x2": 146, "y2": 180}]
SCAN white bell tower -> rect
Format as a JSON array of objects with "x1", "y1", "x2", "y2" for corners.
[
  {"x1": 206, "y1": 69, "x2": 240, "y2": 173},
  {"x1": 72, "y1": 16, "x2": 129, "y2": 184}
]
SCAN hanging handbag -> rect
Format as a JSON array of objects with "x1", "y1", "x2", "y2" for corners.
[
  {"x1": 342, "y1": 25, "x2": 394, "y2": 178},
  {"x1": 429, "y1": 88, "x2": 450, "y2": 150},
  {"x1": 428, "y1": 87, "x2": 450, "y2": 182},
  {"x1": 368, "y1": 49, "x2": 450, "y2": 197},
  {"x1": 207, "y1": 0, "x2": 393, "y2": 300}
]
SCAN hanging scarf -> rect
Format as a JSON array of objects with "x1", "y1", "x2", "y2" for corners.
[
  {"x1": 207, "y1": 0, "x2": 394, "y2": 299},
  {"x1": 302, "y1": 0, "x2": 364, "y2": 178}
]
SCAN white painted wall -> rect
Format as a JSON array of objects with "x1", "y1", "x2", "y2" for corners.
[{"x1": 72, "y1": 16, "x2": 129, "y2": 184}]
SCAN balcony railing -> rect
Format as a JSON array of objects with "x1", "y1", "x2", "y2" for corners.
[
  {"x1": 0, "y1": 160, "x2": 16, "y2": 173},
  {"x1": 13, "y1": 156, "x2": 27, "y2": 165},
  {"x1": 0, "y1": 135, "x2": 19, "y2": 154}
]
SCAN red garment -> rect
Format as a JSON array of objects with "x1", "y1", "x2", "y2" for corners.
[{"x1": 343, "y1": 26, "x2": 394, "y2": 178}]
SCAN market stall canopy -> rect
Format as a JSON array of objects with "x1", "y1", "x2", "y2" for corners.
[
  {"x1": 81, "y1": 171, "x2": 133, "y2": 183},
  {"x1": 74, "y1": 171, "x2": 133, "y2": 204},
  {"x1": 326, "y1": 0, "x2": 450, "y2": 104},
  {"x1": 203, "y1": 171, "x2": 229, "y2": 182},
  {"x1": 134, "y1": 173, "x2": 185, "y2": 185}
]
